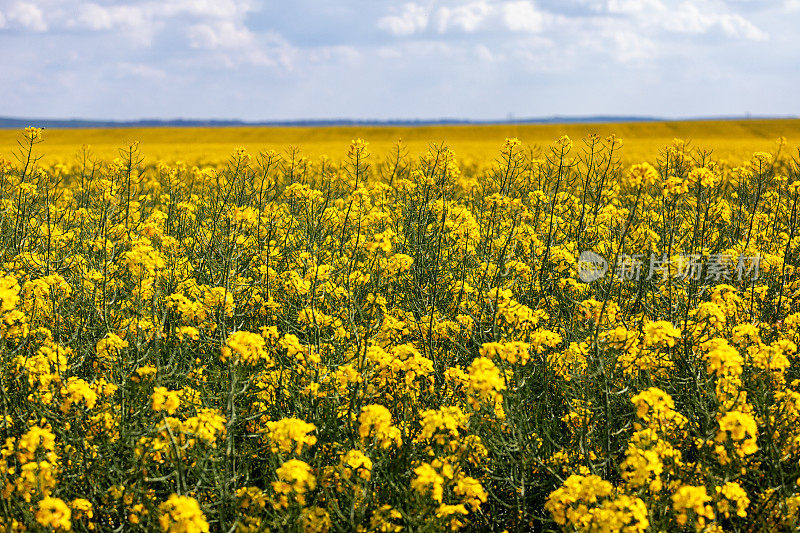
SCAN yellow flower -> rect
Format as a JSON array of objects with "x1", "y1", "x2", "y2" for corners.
[
  {"x1": 625, "y1": 162, "x2": 659, "y2": 189},
  {"x1": 134, "y1": 365, "x2": 158, "y2": 381},
  {"x1": 368, "y1": 505, "x2": 403, "y2": 533},
  {"x1": 272, "y1": 459, "x2": 316, "y2": 507},
  {"x1": 36, "y1": 497, "x2": 71, "y2": 531},
  {"x1": 663, "y1": 175, "x2": 689, "y2": 196},
  {"x1": 731, "y1": 323, "x2": 760, "y2": 345},
  {"x1": 222, "y1": 330, "x2": 268, "y2": 364},
  {"x1": 411, "y1": 462, "x2": 445, "y2": 502},
  {"x1": 716, "y1": 482, "x2": 749, "y2": 518},
  {"x1": 96, "y1": 334, "x2": 129, "y2": 368},
  {"x1": 358, "y1": 405, "x2": 402, "y2": 449},
  {"x1": 60, "y1": 377, "x2": 98, "y2": 412},
  {"x1": 300, "y1": 506, "x2": 331, "y2": 533},
  {"x1": 366, "y1": 229, "x2": 396, "y2": 254},
  {"x1": 529, "y1": 330, "x2": 563, "y2": 354},
  {"x1": 158, "y1": 494, "x2": 209, "y2": 533},
  {"x1": 151, "y1": 387, "x2": 181, "y2": 415},
  {"x1": 340, "y1": 450, "x2": 373, "y2": 481},
  {"x1": 750, "y1": 341, "x2": 792, "y2": 376},
  {"x1": 348, "y1": 138, "x2": 369, "y2": 158},
  {"x1": 454, "y1": 476, "x2": 487, "y2": 510},
  {"x1": 554, "y1": 135, "x2": 573, "y2": 153},
  {"x1": 24, "y1": 126, "x2": 43, "y2": 141},
  {"x1": 701, "y1": 338, "x2": 743, "y2": 377},
  {"x1": 417, "y1": 406, "x2": 468, "y2": 445},
  {"x1": 123, "y1": 237, "x2": 166, "y2": 278},
  {"x1": 545, "y1": 474, "x2": 627, "y2": 529},
  {"x1": 642, "y1": 320, "x2": 681, "y2": 348},
  {"x1": 183, "y1": 409, "x2": 227, "y2": 445},
  {"x1": 672, "y1": 485, "x2": 714, "y2": 530},
  {"x1": 630, "y1": 387, "x2": 687, "y2": 435},
  {"x1": 176, "y1": 326, "x2": 200, "y2": 341},
  {"x1": 548, "y1": 341, "x2": 589, "y2": 381},
  {"x1": 621, "y1": 429, "x2": 683, "y2": 494},
  {"x1": 385, "y1": 253, "x2": 414, "y2": 276},
  {"x1": 435, "y1": 503, "x2": 467, "y2": 518},
  {"x1": 70, "y1": 498, "x2": 94, "y2": 520},
  {"x1": 716, "y1": 409, "x2": 758, "y2": 458},
  {"x1": 0, "y1": 275, "x2": 21, "y2": 314},
  {"x1": 466, "y1": 356, "x2": 506, "y2": 408},
  {"x1": 480, "y1": 341, "x2": 531, "y2": 365},
  {"x1": 750, "y1": 151, "x2": 773, "y2": 168},
  {"x1": 501, "y1": 137, "x2": 522, "y2": 153},
  {"x1": 264, "y1": 418, "x2": 317, "y2": 455},
  {"x1": 688, "y1": 167, "x2": 719, "y2": 188},
  {"x1": 16, "y1": 424, "x2": 57, "y2": 463}
]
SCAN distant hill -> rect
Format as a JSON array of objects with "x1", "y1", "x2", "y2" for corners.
[
  {"x1": 0, "y1": 115, "x2": 705, "y2": 130},
  {"x1": 0, "y1": 114, "x2": 796, "y2": 130}
]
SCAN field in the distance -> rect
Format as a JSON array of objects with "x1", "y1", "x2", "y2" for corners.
[{"x1": 1, "y1": 118, "x2": 799, "y2": 165}]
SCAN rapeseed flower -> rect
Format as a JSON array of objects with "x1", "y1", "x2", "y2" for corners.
[{"x1": 158, "y1": 495, "x2": 209, "y2": 533}]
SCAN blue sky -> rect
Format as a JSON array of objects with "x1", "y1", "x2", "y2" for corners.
[{"x1": 0, "y1": 0, "x2": 797, "y2": 121}]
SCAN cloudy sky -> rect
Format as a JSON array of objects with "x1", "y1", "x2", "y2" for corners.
[{"x1": 0, "y1": 0, "x2": 797, "y2": 121}]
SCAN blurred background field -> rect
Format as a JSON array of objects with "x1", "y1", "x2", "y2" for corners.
[{"x1": 2, "y1": 118, "x2": 799, "y2": 166}]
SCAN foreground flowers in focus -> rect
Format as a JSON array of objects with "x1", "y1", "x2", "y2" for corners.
[{"x1": 0, "y1": 130, "x2": 798, "y2": 531}]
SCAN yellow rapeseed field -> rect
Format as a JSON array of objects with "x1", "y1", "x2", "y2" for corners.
[
  {"x1": 1, "y1": 118, "x2": 799, "y2": 165},
  {"x1": 0, "y1": 125, "x2": 799, "y2": 531}
]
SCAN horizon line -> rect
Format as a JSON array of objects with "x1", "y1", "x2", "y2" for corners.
[{"x1": 1, "y1": 114, "x2": 798, "y2": 130}]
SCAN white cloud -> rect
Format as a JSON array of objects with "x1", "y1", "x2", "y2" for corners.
[
  {"x1": 716, "y1": 12, "x2": 767, "y2": 40},
  {"x1": 435, "y1": 1, "x2": 492, "y2": 33},
  {"x1": 474, "y1": 43, "x2": 497, "y2": 61},
  {"x1": 118, "y1": 62, "x2": 168, "y2": 80},
  {"x1": 661, "y1": 2, "x2": 767, "y2": 40},
  {"x1": 377, "y1": 46, "x2": 403, "y2": 59},
  {"x1": 6, "y1": 0, "x2": 280, "y2": 66},
  {"x1": 609, "y1": 29, "x2": 657, "y2": 61},
  {"x1": 308, "y1": 45, "x2": 361, "y2": 65},
  {"x1": 599, "y1": 0, "x2": 769, "y2": 41},
  {"x1": 72, "y1": 3, "x2": 149, "y2": 32},
  {"x1": 185, "y1": 27, "x2": 296, "y2": 68},
  {"x1": 162, "y1": 0, "x2": 256, "y2": 20},
  {"x1": 378, "y1": 40, "x2": 460, "y2": 59},
  {"x1": 4, "y1": 1, "x2": 47, "y2": 31},
  {"x1": 371, "y1": 0, "x2": 767, "y2": 75},
  {"x1": 503, "y1": 1, "x2": 546, "y2": 32},
  {"x1": 573, "y1": 17, "x2": 658, "y2": 63},
  {"x1": 377, "y1": 3, "x2": 429, "y2": 36},
  {"x1": 1, "y1": 0, "x2": 264, "y2": 44},
  {"x1": 376, "y1": 1, "x2": 547, "y2": 35},
  {"x1": 607, "y1": 0, "x2": 665, "y2": 14},
  {"x1": 188, "y1": 20, "x2": 256, "y2": 50}
]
